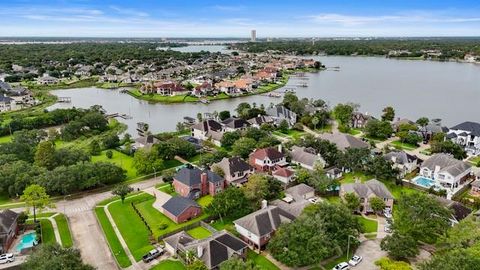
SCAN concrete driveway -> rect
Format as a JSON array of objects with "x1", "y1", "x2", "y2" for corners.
[
  {"x1": 143, "y1": 187, "x2": 172, "y2": 211},
  {"x1": 353, "y1": 239, "x2": 388, "y2": 270}
]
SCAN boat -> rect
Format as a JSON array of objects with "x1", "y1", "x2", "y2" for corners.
[{"x1": 199, "y1": 99, "x2": 210, "y2": 104}]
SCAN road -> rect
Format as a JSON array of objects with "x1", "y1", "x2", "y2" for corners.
[{"x1": 13, "y1": 177, "x2": 163, "y2": 270}]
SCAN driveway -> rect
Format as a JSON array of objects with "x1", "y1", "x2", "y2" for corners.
[
  {"x1": 354, "y1": 239, "x2": 388, "y2": 270},
  {"x1": 143, "y1": 187, "x2": 172, "y2": 212}
]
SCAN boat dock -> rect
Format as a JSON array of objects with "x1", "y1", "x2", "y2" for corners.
[
  {"x1": 106, "y1": 113, "x2": 133, "y2": 120},
  {"x1": 57, "y1": 97, "x2": 71, "y2": 103}
]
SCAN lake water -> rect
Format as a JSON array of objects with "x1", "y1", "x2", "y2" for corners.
[{"x1": 49, "y1": 55, "x2": 480, "y2": 136}]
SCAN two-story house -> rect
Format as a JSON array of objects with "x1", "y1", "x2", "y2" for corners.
[
  {"x1": 351, "y1": 112, "x2": 373, "y2": 129},
  {"x1": 172, "y1": 166, "x2": 226, "y2": 199},
  {"x1": 419, "y1": 153, "x2": 472, "y2": 190},
  {"x1": 221, "y1": 117, "x2": 250, "y2": 132},
  {"x1": 249, "y1": 147, "x2": 288, "y2": 172},
  {"x1": 266, "y1": 105, "x2": 297, "y2": 127},
  {"x1": 447, "y1": 121, "x2": 480, "y2": 155},
  {"x1": 212, "y1": 157, "x2": 254, "y2": 186},
  {"x1": 290, "y1": 146, "x2": 326, "y2": 171},
  {"x1": 0, "y1": 210, "x2": 19, "y2": 254},
  {"x1": 191, "y1": 119, "x2": 224, "y2": 146},
  {"x1": 383, "y1": 151, "x2": 421, "y2": 178},
  {"x1": 340, "y1": 179, "x2": 394, "y2": 213}
]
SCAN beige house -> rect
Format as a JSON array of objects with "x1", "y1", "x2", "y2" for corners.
[{"x1": 340, "y1": 179, "x2": 394, "y2": 213}]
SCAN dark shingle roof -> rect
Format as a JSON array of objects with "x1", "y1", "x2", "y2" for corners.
[
  {"x1": 233, "y1": 205, "x2": 296, "y2": 237},
  {"x1": 174, "y1": 167, "x2": 223, "y2": 186},
  {"x1": 221, "y1": 117, "x2": 250, "y2": 129},
  {"x1": 162, "y1": 196, "x2": 200, "y2": 217},
  {"x1": 215, "y1": 233, "x2": 247, "y2": 252},
  {"x1": 0, "y1": 210, "x2": 19, "y2": 234},
  {"x1": 450, "y1": 121, "x2": 480, "y2": 137}
]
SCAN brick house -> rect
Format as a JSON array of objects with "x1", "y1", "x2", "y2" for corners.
[
  {"x1": 249, "y1": 147, "x2": 287, "y2": 172},
  {"x1": 0, "y1": 210, "x2": 19, "y2": 253},
  {"x1": 162, "y1": 196, "x2": 202, "y2": 223},
  {"x1": 172, "y1": 166, "x2": 226, "y2": 199}
]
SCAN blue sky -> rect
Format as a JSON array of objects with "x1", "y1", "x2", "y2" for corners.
[{"x1": 1, "y1": 0, "x2": 480, "y2": 37}]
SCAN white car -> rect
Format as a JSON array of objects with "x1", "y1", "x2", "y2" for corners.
[
  {"x1": 333, "y1": 262, "x2": 350, "y2": 270},
  {"x1": 348, "y1": 255, "x2": 363, "y2": 266},
  {"x1": 0, "y1": 253, "x2": 14, "y2": 264}
]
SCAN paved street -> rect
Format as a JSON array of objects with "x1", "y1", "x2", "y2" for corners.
[{"x1": 354, "y1": 239, "x2": 388, "y2": 270}]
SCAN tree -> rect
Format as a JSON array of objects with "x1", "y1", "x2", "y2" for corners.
[
  {"x1": 196, "y1": 113, "x2": 203, "y2": 122},
  {"x1": 268, "y1": 202, "x2": 361, "y2": 267},
  {"x1": 219, "y1": 111, "x2": 231, "y2": 121},
  {"x1": 419, "y1": 249, "x2": 480, "y2": 270},
  {"x1": 333, "y1": 103, "x2": 354, "y2": 126},
  {"x1": 380, "y1": 232, "x2": 419, "y2": 260},
  {"x1": 219, "y1": 257, "x2": 259, "y2": 270},
  {"x1": 430, "y1": 140, "x2": 467, "y2": 160},
  {"x1": 211, "y1": 165, "x2": 225, "y2": 178},
  {"x1": 231, "y1": 138, "x2": 257, "y2": 158},
  {"x1": 343, "y1": 192, "x2": 361, "y2": 212},
  {"x1": 312, "y1": 116, "x2": 319, "y2": 130},
  {"x1": 365, "y1": 119, "x2": 393, "y2": 139},
  {"x1": 369, "y1": 197, "x2": 386, "y2": 214},
  {"x1": 221, "y1": 131, "x2": 241, "y2": 148},
  {"x1": 278, "y1": 119, "x2": 289, "y2": 133},
  {"x1": 382, "y1": 106, "x2": 395, "y2": 121},
  {"x1": 133, "y1": 149, "x2": 164, "y2": 175},
  {"x1": 34, "y1": 141, "x2": 56, "y2": 170},
  {"x1": 235, "y1": 103, "x2": 251, "y2": 118},
  {"x1": 22, "y1": 244, "x2": 94, "y2": 270},
  {"x1": 416, "y1": 117, "x2": 429, "y2": 127},
  {"x1": 243, "y1": 174, "x2": 270, "y2": 206},
  {"x1": 186, "y1": 260, "x2": 208, "y2": 270},
  {"x1": 365, "y1": 156, "x2": 399, "y2": 181},
  {"x1": 89, "y1": 140, "x2": 101, "y2": 156},
  {"x1": 21, "y1": 184, "x2": 52, "y2": 223},
  {"x1": 112, "y1": 183, "x2": 133, "y2": 203},
  {"x1": 105, "y1": 150, "x2": 113, "y2": 159},
  {"x1": 102, "y1": 134, "x2": 120, "y2": 149},
  {"x1": 205, "y1": 187, "x2": 253, "y2": 221}
]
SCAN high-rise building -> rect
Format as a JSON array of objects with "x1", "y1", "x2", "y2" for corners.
[{"x1": 251, "y1": 30, "x2": 256, "y2": 42}]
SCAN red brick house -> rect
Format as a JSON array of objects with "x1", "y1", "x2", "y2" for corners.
[
  {"x1": 162, "y1": 196, "x2": 202, "y2": 223},
  {"x1": 0, "y1": 210, "x2": 19, "y2": 253},
  {"x1": 249, "y1": 147, "x2": 287, "y2": 172},
  {"x1": 172, "y1": 166, "x2": 226, "y2": 199}
]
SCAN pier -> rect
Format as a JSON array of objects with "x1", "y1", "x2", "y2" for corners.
[
  {"x1": 57, "y1": 97, "x2": 71, "y2": 103},
  {"x1": 106, "y1": 113, "x2": 133, "y2": 120}
]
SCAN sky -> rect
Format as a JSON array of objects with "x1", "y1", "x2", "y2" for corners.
[{"x1": 1, "y1": 0, "x2": 480, "y2": 37}]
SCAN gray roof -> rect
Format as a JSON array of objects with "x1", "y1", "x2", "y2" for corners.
[
  {"x1": 162, "y1": 196, "x2": 200, "y2": 217},
  {"x1": 213, "y1": 157, "x2": 252, "y2": 177},
  {"x1": 0, "y1": 82, "x2": 12, "y2": 92},
  {"x1": 233, "y1": 205, "x2": 296, "y2": 237},
  {"x1": 192, "y1": 119, "x2": 223, "y2": 132},
  {"x1": 290, "y1": 146, "x2": 323, "y2": 168},
  {"x1": 247, "y1": 115, "x2": 274, "y2": 126},
  {"x1": 221, "y1": 117, "x2": 250, "y2": 129},
  {"x1": 163, "y1": 231, "x2": 194, "y2": 249},
  {"x1": 317, "y1": 132, "x2": 369, "y2": 150},
  {"x1": 266, "y1": 105, "x2": 296, "y2": 120},
  {"x1": 450, "y1": 121, "x2": 480, "y2": 137},
  {"x1": 285, "y1": 183, "x2": 314, "y2": 201},
  {"x1": 0, "y1": 210, "x2": 19, "y2": 234},
  {"x1": 421, "y1": 153, "x2": 471, "y2": 177},
  {"x1": 341, "y1": 179, "x2": 394, "y2": 199},
  {"x1": 0, "y1": 94, "x2": 13, "y2": 103},
  {"x1": 174, "y1": 167, "x2": 223, "y2": 186},
  {"x1": 384, "y1": 151, "x2": 419, "y2": 165}
]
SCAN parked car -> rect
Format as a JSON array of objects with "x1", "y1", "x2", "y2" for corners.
[
  {"x1": 0, "y1": 253, "x2": 14, "y2": 264},
  {"x1": 348, "y1": 255, "x2": 363, "y2": 266},
  {"x1": 384, "y1": 208, "x2": 392, "y2": 219},
  {"x1": 333, "y1": 262, "x2": 350, "y2": 270},
  {"x1": 142, "y1": 248, "x2": 163, "y2": 263}
]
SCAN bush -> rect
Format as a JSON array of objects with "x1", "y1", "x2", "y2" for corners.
[
  {"x1": 105, "y1": 150, "x2": 113, "y2": 159},
  {"x1": 158, "y1": 223, "x2": 168, "y2": 230}
]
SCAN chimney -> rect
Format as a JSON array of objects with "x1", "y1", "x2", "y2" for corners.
[
  {"x1": 277, "y1": 144, "x2": 282, "y2": 153},
  {"x1": 201, "y1": 172, "x2": 208, "y2": 195},
  {"x1": 197, "y1": 246, "x2": 203, "y2": 258},
  {"x1": 261, "y1": 199, "x2": 268, "y2": 209}
]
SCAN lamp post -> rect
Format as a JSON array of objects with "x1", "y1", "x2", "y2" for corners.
[{"x1": 347, "y1": 235, "x2": 356, "y2": 260}]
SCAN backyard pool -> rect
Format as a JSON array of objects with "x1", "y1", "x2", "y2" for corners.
[
  {"x1": 413, "y1": 176, "x2": 437, "y2": 188},
  {"x1": 15, "y1": 232, "x2": 37, "y2": 252}
]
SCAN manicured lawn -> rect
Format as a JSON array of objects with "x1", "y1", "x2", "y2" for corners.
[
  {"x1": 390, "y1": 140, "x2": 419, "y2": 150},
  {"x1": 187, "y1": 227, "x2": 212, "y2": 239},
  {"x1": 358, "y1": 216, "x2": 378, "y2": 233},
  {"x1": 94, "y1": 207, "x2": 132, "y2": 268},
  {"x1": 341, "y1": 172, "x2": 371, "y2": 184},
  {"x1": 315, "y1": 124, "x2": 332, "y2": 133},
  {"x1": 197, "y1": 195, "x2": 213, "y2": 207},
  {"x1": 0, "y1": 135, "x2": 12, "y2": 144},
  {"x1": 157, "y1": 183, "x2": 178, "y2": 196},
  {"x1": 108, "y1": 193, "x2": 155, "y2": 262},
  {"x1": 54, "y1": 214, "x2": 73, "y2": 248},
  {"x1": 247, "y1": 250, "x2": 280, "y2": 270},
  {"x1": 341, "y1": 172, "x2": 419, "y2": 199},
  {"x1": 150, "y1": 260, "x2": 186, "y2": 270},
  {"x1": 468, "y1": 156, "x2": 480, "y2": 166},
  {"x1": 135, "y1": 197, "x2": 210, "y2": 239},
  {"x1": 187, "y1": 154, "x2": 202, "y2": 164},
  {"x1": 347, "y1": 128, "x2": 362, "y2": 136},
  {"x1": 40, "y1": 219, "x2": 56, "y2": 245},
  {"x1": 211, "y1": 218, "x2": 236, "y2": 234},
  {"x1": 92, "y1": 150, "x2": 137, "y2": 180},
  {"x1": 325, "y1": 196, "x2": 342, "y2": 204},
  {"x1": 163, "y1": 159, "x2": 183, "y2": 170}
]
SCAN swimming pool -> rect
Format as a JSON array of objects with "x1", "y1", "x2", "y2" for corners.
[
  {"x1": 413, "y1": 176, "x2": 436, "y2": 188},
  {"x1": 15, "y1": 232, "x2": 37, "y2": 252}
]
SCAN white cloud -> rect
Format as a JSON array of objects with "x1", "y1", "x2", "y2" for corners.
[
  {"x1": 211, "y1": 5, "x2": 245, "y2": 12},
  {"x1": 109, "y1": 6, "x2": 149, "y2": 17}
]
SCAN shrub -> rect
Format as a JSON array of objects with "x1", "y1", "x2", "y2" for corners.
[
  {"x1": 159, "y1": 223, "x2": 168, "y2": 230},
  {"x1": 105, "y1": 150, "x2": 113, "y2": 159}
]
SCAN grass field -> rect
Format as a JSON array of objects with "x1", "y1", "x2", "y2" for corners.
[
  {"x1": 247, "y1": 250, "x2": 280, "y2": 270},
  {"x1": 390, "y1": 140, "x2": 419, "y2": 150},
  {"x1": 54, "y1": 214, "x2": 73, "y2": 248},
  {"x1": 187, "y1": 227, "x2": 212, "y2": 239},
  {"x1": 40, "y1": 219, "x2": 56, "y2": 245},
  {"x1": 150, "y1": 260, "x2": 186, "y2": 270},
  {"x1": 468, "y1": 156, "x2": 480, "y2": 166},
  {"x1": 340, "y1": 172, "x2": 418, "y2": 199},
  {"x1": 95, "y1": 207, "x2": 132, "y2": 268},
  {"x1": 358, "y1": 216, "x2": 378, "y2": 233},
  {"x1": 92, "y1": 150, "x2": 137, "y2": 180}
]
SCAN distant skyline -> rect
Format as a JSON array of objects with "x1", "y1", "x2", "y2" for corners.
[{"x1": 1, "y1": 0, "x2": 480, "y2": 37}]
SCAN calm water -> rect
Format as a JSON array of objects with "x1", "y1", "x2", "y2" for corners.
[{"x1": 49, "y1": 55, "x2": 480, "y2": 135}]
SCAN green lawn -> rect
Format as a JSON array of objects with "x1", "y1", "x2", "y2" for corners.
[
  {"x1": 247, "y1": 250, "x2": 280, "y2": 270},
  {"x1": 187, "y1": 227, "x2": 212, "y2": 239},
  {"x1": 197, "y1": 195, "x2": 213, "y2": 207},
  {"x1": 40, "y1": 219, "x2": 56, "y2": 245},
  {"x1": 468, "y1": 156, "x2": 480, "y2": 166},
  {"x1": 315, "y1": 124, "x2": 333, "y2": 133},
  {"x1": 150, "y1": 260, "x2": 186, "y2": 270},
  {"x1": 53, "y1": 214, "x2": 73, "y2": 248},
  {"x1": 157, "y1": 184, "x2": 178, "y2": 196},
  {"x1": 108, "y1": 193, "x2": 155, "y2": 262},
  {"x1": 358, "y1": 216, "x2": 378, "y2": 233},
  {"x1": 92, "y1": 150, "x2": 137, "y2": 180},
  {"x1": 211, "y1": 218, "x2": 236, "y2": 233},
  {"x1": 390, "y1": 140, "x2": 419, "y2": 150},
  {"x1": 0, "y1": 135, "x2": 12, "y2": 144},
  {"x1": 94, "y1": 207, "x2": 132, "y2": 268},
  {"x1": 323, "y1": 252, "x2": 353, "y2": 269},
  {"x1": 163, "y1": 159, "x2": 183, "y2": 170},
  {"x1": 347, "y1": 128, "x2": 362, "y2": 136}
]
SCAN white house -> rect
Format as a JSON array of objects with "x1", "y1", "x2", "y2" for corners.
[
  {"x1": 420, "y1": 153, "x2": 472, "y2": 190},
  {"x1": 447, "y1": 121, "x2": 480, "y2": 155}
]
